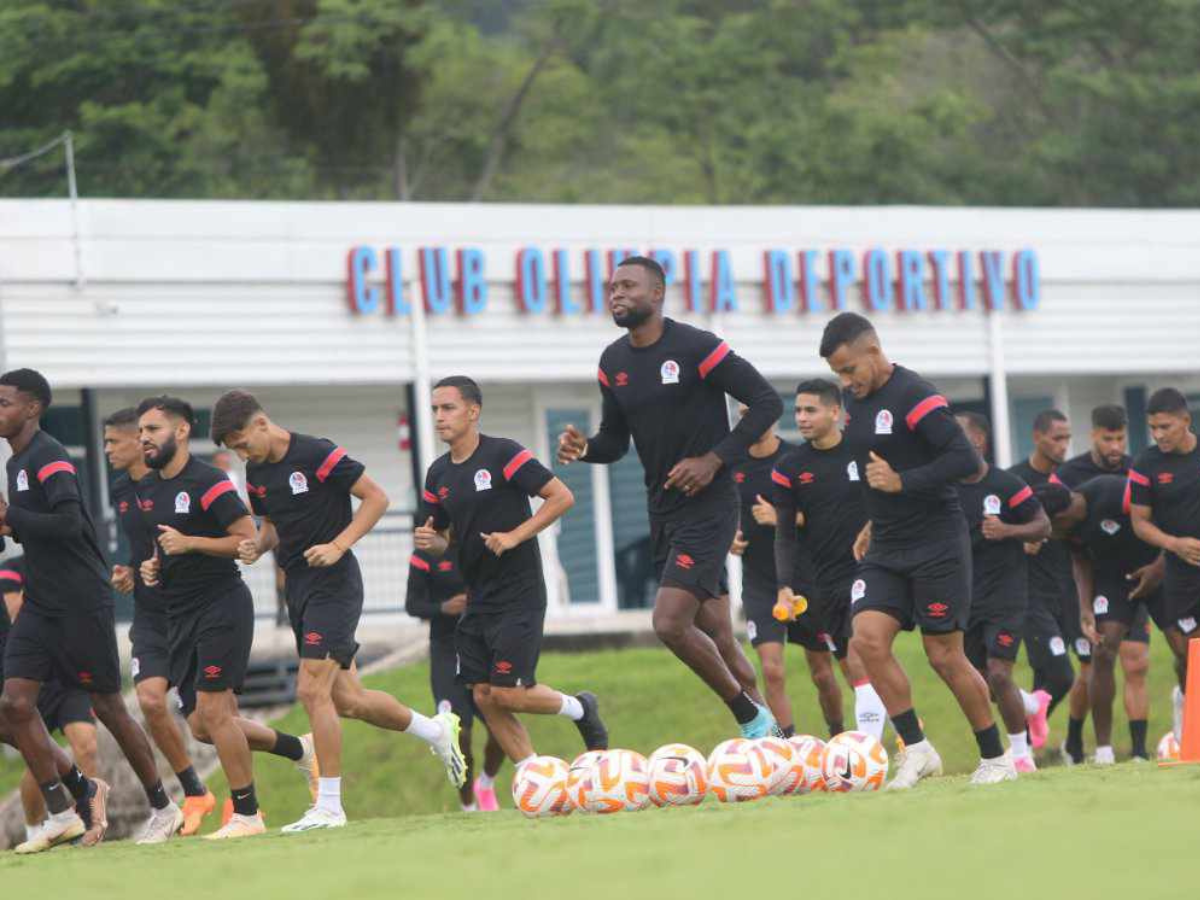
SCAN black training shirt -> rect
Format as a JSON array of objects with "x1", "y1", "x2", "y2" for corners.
[
  {"x1": 1129, "y1": 440, "x2": 1200, "y2": 592},
  {"x1": 406, "y1": 546, "x2": 467, "y2": 642},
  {"x1": 1055, "y1": 451, "x2": 1131, "y2": 489},
  {"x1": 1073, "y1": 475, "x2": 1157, "y2": 580},
  {"x1": 732, "y1": 439, "x2": 800, "y2": 593},
  {"x1": 956, "y1": 465, "x2": 1040, "y2": 602},
  {"x1": 112, "y1": 472, "x2": 166, "y2": 611}
]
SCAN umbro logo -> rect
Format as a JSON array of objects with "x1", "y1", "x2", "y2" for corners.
[
  {"x1": 203, "y1": 665, "x2": 222, "y2": 679},
  {"x1": 996, "y1": 632, "x2": 1014, "y2": 648},
  {"x1": 437, "y1": 561, "x2": 453, "y2": 572},
  {"x1": 675, "y1": 554, "x2": 695, "y2": 570},
  {"x1": 615, "y1": 372, "x2": 629, "y2": 387},
  {"x1": 798, "y1": 472, "x2": 815, "y2": 485},
  {"x1": 118, "y1": 500, "x2": 129, "y2": 513},
  {"x1": 926, "y1": 602, "x2": 949, "y2": 618},
  {"x1": 304, "y1": 631, "x2": 323, "y2": 646},
  {"x1": 438, "y1": 486, "x2": 450, "y2": 500},
  {"x1": 733, "y1": 472, "x2": 746, "y2": 483},
  {"x1": 1158, "y1": 473, "x2": 1174, "y2": 484},
  {"x1": 494, "y1": 661, "x2": 513, "y2": 675}
]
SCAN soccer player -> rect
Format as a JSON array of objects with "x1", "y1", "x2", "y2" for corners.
[
  {"x1": 0, "y1": 369, "x2": 180, "y2": 852},
  {"x1": 407, "y1": 543, "x2": 506, "y2": 811},
  {"x1": 819, "y1": 313, "x2": 1012, "y2": 787},
  {"x1": 104, "y1": 408, "x2": 217, "y2": 834},
  {"x1": 136, "y1": 395, "x2": 315, "y2": 840},
  {"x1": 209, "y1": 390, "x2": 467, "y2": 832},
  {"x1": 557, "y1": 256, "x2": 783, "y2": 737},
  {"x1": 418, "y1": 376, "x2": 608, "y2": 766},
  {"x1": 955, "y1": 413, "x2": 1051, "y2": 773},
  {"x1": 1128, "y1": 388, "x2": 1200, "y2": 740},
  {"x1": 768, "y1": 380, "x2": 888, "y2": 741}
]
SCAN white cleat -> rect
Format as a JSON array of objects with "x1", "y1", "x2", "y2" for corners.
[
  {"x1": 296, "y1": 733, "x2": 320, "y2": 801},
  {"x1": 1173, "y1": 686, "x2": 1185, "y2": 741},
  {"x1": 431, "y1": 711, "x2": 467, "y2": 788},
  {"x1": 885, "y1": 739, "x2": 943, "y2": 790},
  {"x1": 136, "y1": 802, "x2": 184, "y2": 845},
  {"x1": 970, "y1": 750, "x2": 1018, "y2": 785},
  {"x1": 14, "y1": 812, "x2": 85, "y2": 854},
  {"x1": 281, "y1": 806, "x2": 348, "y2": 834},
  {"x1": 204, "y1": 812, "x2": 267, "y2": 841},
  {"x1": 1091, "y1": 746, "x2": 1116, "y2": 766}
]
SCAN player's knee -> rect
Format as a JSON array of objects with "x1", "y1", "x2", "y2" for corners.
[
  {"x1": 1092, "y1": 638, "x2": 1118, "y2": 667},
  {"x1": 850, "y1": 630, "x2": 886, "y2": 665},
  {"x1": 332, "y1": 690, "x2": 363, "y2": 720},
  {"x1": 296, "y1": 677, "x2": 333, "y2": 712},
  {"x1": 488, "y1": 686, "x2": 522, "y2": 712},
  {"x1": 471, "y1": 684, "x2": 493, "y2": 711},
  {"x1": 186, "y1": 712, "x2": 212, "y2": 745},
  {"x1": 1121, "y1": 651, "x2": 1149, "y2": 680},
  {"x1": 985, "y1": 663, "x2": 1012, "y2": 695},
  {"x1": 71, "y1": 731, "x2": 99, "y2": 768},
  {"x1": 0, "y1": 691, "x2": 34, "y2": 724},
  {"x1": 136, "y1": 683, "x2": 170, "y2": 721},
  {"x1": 652, "y1": 610, "x2": 686, "y2": 648},
  {"x1": 810, "y1": 664, "x2": 837, "y2": 696},
  {"x1": 760, "y1": 654, "x2": 786, "y2": 687}
]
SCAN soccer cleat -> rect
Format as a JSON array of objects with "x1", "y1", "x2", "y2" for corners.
[
  {"x1": 430, "y1": 711, "x2": 467, "y2": 787},
  {"x1": 136, "y1": 802, "x2": 184, "y2": 845},
  {"x1": 1173, "y1": 686, "x2": 1184, "y2": 741},
  {"x1": 885, "y1": 739, "x2": 943, "y2": 790},
  {"x1": 474, "y1": 778, "x2": 500, "y2": 812},
  {"x1": 180, "y1": 791, "x2": 217, "y2": 836},
  {"x1": 739, "y1": 704, "x2": 778, "y2": 740},
  {"x1": 81, "y1": 778, "x2": 111, "y2": 847},
  {"x1": 1027, "y1": 689, "x2": 1052, "y2": 750},
  {"x1": 1091, "y1": 746, "x2": 1116, "y2": 766},
  {"x1": 204, "y1": 812, "x2": 266, "y2": 841},
  {"x1": 574, "y1": 692, "x2": 609, "y2": 751},
  {"x1": 1013, "y1": 755, "x2": 1037, "y2": 775},
  {"x1": 970, "y1": 751, "x2": 1018, "y2": 785},
  {"x1": 1060, "y1": 739, "x2": 1084, "y2": 767},
  {"x1": 296, "y1": 733, "x2": 320, "y2": 801},
  {"x1": 14, "y1": 813, "x2": 85, "y2": 854},
  {"x1": 281, "y1": 806, "x2": 347, "y2": 833}
]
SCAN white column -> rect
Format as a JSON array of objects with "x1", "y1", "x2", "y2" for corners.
[
  {"x1": 988, "y1": 312, "x2": 1013, "y2": 468},
  {"x1": 409, "y1": 291, "x2": 435, "y2": 479}
]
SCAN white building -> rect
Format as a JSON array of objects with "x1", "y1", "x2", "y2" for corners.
[{"x1": 1, "y1": 199, "x2": 1198, "y2": 621}]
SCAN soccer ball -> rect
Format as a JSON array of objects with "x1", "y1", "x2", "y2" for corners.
[
  {"x1": 788, "y1": 735, "x2": 827, "y2": 794},
  {"x1": 565, "y1": 750, "x2": 605, "y2": 811},
  {"x1": 511, "y1": 756, "x2": 573, "y2": 818},
  {"x1": 1157, "y1": 731, "x2": 1181, "y2": 762},
  {"x1": 707, "y1": 738, "x2": 771, "y2": 803},
  {"x1": 582, "y1": 749, "x2": 651, "y2": 814},
  {"x1": 647, "y1": 743, "x2": 708, "y2": 807},
  {"x1": 821, "y1": 731, "x2": 888, "y2": 792},
  {"x1": 755, "y1": 736, "x2": 799, "y2": 796}
]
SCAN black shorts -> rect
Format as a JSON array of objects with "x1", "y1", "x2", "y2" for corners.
[
  {"x1": 1056, "y1": 588, "x2": 1092, "y2": 661},
  {"x1": 852, "y1": 529, "x2": 972, "y2": 634},
  {"x1": 168, "y1": 582, "x2": 255, "y2": 716},
  {"x1": 1163, "y1": 563, "x2": 1200, "y2": 638},
  {"x1": 129, "y1": 605, "x2": 172, "y2": 684},
  {"x1": 965, "y1": 604, "x2": 1025, "y2": 668},
  {"x1": 743, "y1": 581, "x2": 849, "y2": 659},
  {"x1": 430, "y1": 633, "x2": 475, "y2": 727},
  {"x1": 1090, "y1": 573, "x2": 1171, "y2": 635},
  {"x1": 1024, "y1": 594, "x2": 1071, "y2": 673},
  {"x1": 455, "y1": 604, "x2": 544, "y2": 688},
  {"x1": 285, "y1": 557, "x2": 363, "y2": 669},
  {"x1": 2, "y1": 605, "x2": 122, "y2": 694},
  {"x1": 651, "y1": 504, "x2": 736, "y2": 602},
  {"x1": 37, "y1": 680, "x2": 95, "y2": 733}
]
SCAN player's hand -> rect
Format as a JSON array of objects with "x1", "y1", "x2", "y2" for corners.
[
  {"x1": 1023, "y1": 540, "x2": 1045, "y2": 556},
  {"x1": 304, "y1": 541, "x2": 345, "y2": 568},
  {"x1": 865, "y1": 452, "x2": 902, "y2": 493},
  {"x1": 156, "y1": 524, "x2": 192, "y2": 556},
  {"x1": 773, "y1": 587, "x2": 807, "y2": 622},
  {"x1": 441, "y1": 593, "x2": 467, "y2": 617},
  {"x1": 0, "y1": 493, "x2": 8, "y2": 525},
  {"x1": 751, "y1": 494, "x2": 777, "y2": 526},
  {"x1": 980, "y1": 515, "x2": 1011, "y2": 541},
  {"x1": 556, "y1": 425, "x2": 588, "y2": 465},
  {"x1": 730, "y1": 530, "x2": 748, "y2": 556},
  {"x1": 853, "y1": 522, "x2": 872, "y2": 561},
  {"x1": 1171, "y1": 536, "x2": 1200, "y2": 566},
  {"x1": 481, "y1": 530, "x2": 520, "y2": 557},
  {"x1": 665, "y1": 452, "x2": 721, "y2": 497},
  {"x1": 110, "y1": 564, "x2": 135, "y2": 594},
  {"x1": 1127, "y1": 558, "x2": 1165, "y2": 599},
  {"x1": 414, "y1": 517, "x2": 446, "y2": 553},
  {"x1": 1080, "y1": 607, "x2": 1100, "y2": 645},
  {"x1": 140, "y1": 554, "x2": 161, "y2": 587},
  {"x1": 238, "y1": 539, "x2": 264, "y2": 565}
]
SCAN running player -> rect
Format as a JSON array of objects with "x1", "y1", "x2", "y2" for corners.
[
  {"x1": 557, "y1": 256, "x2": 783, "y2": 737},
  {"x1": 955, "y1": 413, "x2": 1050, "y2": 773},
  {"x1": 818, "y1": 313, "x2": 1012, "y2": 787},
  {"x1": 418, "y1": 376, "x2": 608, "y2": 765},
  {"x1": 104, "y1": 408, "x2": 217, "y2": 834},
  {"x1": 769, "y1": 380, "x2": 888, "y2": 741},
  {"x1": 407, "y1": 543, "x2": 506, "y2": 811},
  {"x1": 136, "y1": 395, "x2": 314, "y2": 840},
  {"x1": 209, "y1": 389, "x2": 467, "y2": 832},
  {"x1": 0, "y1": 369, "x2": 179, "y2": 852},
  {"x1": 1128, "y1": 388, "x2": 1200, "y2": 740}
]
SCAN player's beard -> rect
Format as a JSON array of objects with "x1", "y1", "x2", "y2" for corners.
[
  {"x1": 144, "y1": 435, "x2": 178, "y2": 470},
  {"x1": 612, "y1": 305, "x2": 652, "y2": 329}
]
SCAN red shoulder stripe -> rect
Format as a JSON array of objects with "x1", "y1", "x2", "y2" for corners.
[
  {"x1": 770, "y1": 469, "x2": 791, "y2": 488},
  {"x1": 422, "y1": 489, "x2": 439, "y2": 505},
  {"x1": 1128, "y1": 469, "x2": 1150, "y2": 487},
  {"x1": 409, "y1": 554, "x2": 431, "y2": 572},
  {"x1": 1008, "y1": 485, "x2": 1033, "y2": 508},
  {"x1": 598, "y1": 368, "x2": 610, "y2": 388},
  {"x1": 37, "y1": 460, "x2": 76, "y2": 483},
  {"x1": 200, "y1": 479, "x2": 236, "y2": 511},
  {"x1": 698, "y1": 341, "x2": 731, "y2": 379},
  {"x1": 503, "y1": 449, "x2": 534, "y2": 481},
  {"x1": 904, "y1": 395, "x2": 948, "y2": 430},
  {"x1": 0, "y1": 569, "x2": 23, "y2": 585},
  {"x1": 315, "y1": 447, "x2": 347, "y2": 483}
]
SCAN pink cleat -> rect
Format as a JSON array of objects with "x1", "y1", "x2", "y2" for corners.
[
  {"x1": 1013, "y1": 755, "x2": 1037, "y2": 775},
  {"x1": 1027, "y1": 689, "x2": 1051, "y2": 750},
  {"x1": 474, "y1": 779, "x2": 500, "y2": 812}
]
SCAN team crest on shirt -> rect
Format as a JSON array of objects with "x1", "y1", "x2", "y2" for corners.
[
  {"x1": 15, "y1": 470, "x2": 28, "y2": 492},
  {"x1": 983, "y1": 494, "x2": 1002, "y2": 516},
  {"x1": 746, "y1": 620, "x2": 757, "y2": 641},
  {"x1": 847, "y1": 461, "x2": 860, "y2": 482},
  {"x1": 1049, "y1": 636, "x2": 1066, "y2": 657},
  {"x1": 1100, "y1": 519, "x2": 1120, "y2": 535},
  {"x1": 1179, "y1": 617, "x2": 1198, "y2": 634},
  {"x1": 289, "y1": 471, "x2": 309, "y2": 495},
  {"x1": 474, "y1": 469, "x2": 492, "y2": 492},
  {"x1": 874, "y1": 410, "x2": 893, "y2": 435},
  {"x1": 175, "y1": 492, "x2": 191, "y2": 514},
  {"x1": 1093, "y1": 596, "x2": 1109, "y2": 615},
  {"x1": 660, "y1": 360, "x2": 680, "y2": 385},
  {"x1": 851, "y1": 579, "x2": 866, "y2": 603}
]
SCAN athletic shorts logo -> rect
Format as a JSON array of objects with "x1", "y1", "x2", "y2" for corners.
[
  {"x1": 203, "y1": 665, "x2": 223, "y2": 680},
  {"x1": 438, "y1": 485, "x2": 450, "y2": 500},
  {"x1": 15, "y1": 470, "x2": 28, "y2": 492},
  {"x1": 798, "y1": 471, "x2": 815, "y2": 485},
  {"x1": 1075, "y1": 638, "x2": 1091, "y2": 656},
  {"x1": 1158, "y1": 472, "x2": 1174, "y2": 485},
  {"x1": 983, "y1": 494, "x2": 1002, "y2": 516},
  {"x1": 138, "y1": 497, "x2": 154, "y2": 511},
  {"x1": 118, "y1": 500, "x2": 129, "y2": 514},
  {"x1": 996, "y1": 632, "x2": 1014, "y2": 648},
  {"x1": 615, "y1": 372, "x2": 629, "y2": 387},
  {"x1": 289, "y1": 471, "x2": 309, "y2": 495},
  {"x1": 175, "y1": 491, "x2": 191, "y2": 514},
  {"x1": 660, "y1": 360, "x2": 680, "y2": 384},
  {"x1": 131, "y1": 657, "x2": 140, "y2": 678},
  {"x1": 1049, "y1": 636, "x2": 1066, "y2": 656},
  {"x1": 78, "y1": 671, "x2": 93, "y2": 685},
  {"x1": 821, "y1": 632, "x2": 837, "y2": 653},
  {"x1": 494, "y1": 660, "x2": 513, "y2": 675},
  {"x1": 847, "y1": 461, "x2": 860, "y2": 482},
  {"x1": 675, "y1": 553, "x2": 695, "y2": 570},
  {"x1": 304, "y1": 631, "x2": 323, "y2": 646},
  {"x1": 874, "y1": 410, "x2": 893, "y2": 435},
  {"x1": 474, "y1": 469, "x2": 492, "y2": 492},
  {"x1": 746, "y1": 619, "x2": 757, "y2": 641},
  {"x1": 1179, "y1": 617, "x2": 1198, "y2": 634},
  {"x1": 850, "y1": 579, "x2": 866, "y2": 602},
  {"x1": 437, "y1": 560, "x2": 453, "y2": 572},
  {"x1": 734, "y1": 472, "x2": 746, "y2": 483},
  {"x1": 1093, "y1": 596, "x2": 1109, "y2": 615},
  {"x1": 926, "y1": 602, "x2": 949, "y2": 618},
  {"x1": 1100, "y1": 519, "x2": 1120, "y2": 535}
]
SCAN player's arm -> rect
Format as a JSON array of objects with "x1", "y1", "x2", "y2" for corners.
[
  {"x1": 981, "y1": 483, "x2": 1049, "y2": 543},
  {"x1": 404, "y1": 556, "x2": 440, "y2": 620},
  {"x1": 1069, "y1": 547, "x2": 1100, "y2": 643},
  {"x1": 771, "y1": 468, "x2": 799, "y2": 591},
  {"x1": 159, "y1": 515, "x2": 256, "y2": 559},
  {"x1": 703, "y1": 342, "x2": 783, "y2": 465},
  {"x1": 560, "y1": 376, "x2": 630, "y2": 465},
  {"x1": 868, "y1": 393, "x2": 982, "y2": 495},
  {"x1": 239, "y1": 517, "x2": 278, "y2": 564},
  {"x1": 416, "y1": 471, "x2": 453, "y2": 557},
  {"x1": 305, "y1": 473, "x2": 389, "y2": 568},
  {"x1": 482, "y1": 477, "x2": 574, "y2": 557}
]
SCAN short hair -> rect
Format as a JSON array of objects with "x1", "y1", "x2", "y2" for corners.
[
  {"x1": 957, "y1": 410, "x2": 991, "y2": 441},
  {"x1": 613, "y1": 255, "x2": 665, "y2": 288},
  {"x1": 0, "y1": 368, "x2": 52, "y2": 411},
  {"x1": 794, "y1": 378, "x2": 841, "y2": 407},
  {"x1": 102, "y1": 407, "x2": 139, "y2": 430},
  {"x1": 211, "y1": 389, "x2": 264, "y2": 446},
  {"x1": 136, "y1": 395, "x2": 195, "y2": 429},
  {"x1": 819, "y1": 312, "x2": 876, "y2": 359},
  {"x1": 1148, "y1": 388, "x2": 1189, "y2": 416},
  {"x1": 434, "y1": 376, "x2": 482, "y2": 407},
  {"x1": 1091, "y1": 404, "x2": 1127, "y2": 431},
  {"x1": 1032, "y1": 409, "x2": 1067, "y2": 434},
  {"x1": 1033, "y1": 481, "x2": 1072, "y2": 518}
]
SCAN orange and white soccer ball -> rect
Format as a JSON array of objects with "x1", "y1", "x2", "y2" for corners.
[
  {"x1": 1157, "y1": 731, "x2": 1181, "y2": 762},
  {"x1": 707, "y1": 738, "x2": 771, "y2": 803},
  {"x1": 582, "y1": 749, "x2": 651, "y2": 814},
  {"x1": 647, "y1": 743, "x2": 708, "y2": 807},
  {"x1": 566, "y1": 750, "x2": 604, "y2": 811},
  {"x1": 821, "y1": 731, "x2": 888, "y2": 792},
  {"x1": 511, "y1": 756, "x2": 573, "y2": 818},
  {"x1": 755, "y1": 736, "x2": 799, "y2": 796},
  {"x1": 788, "y1": 734, "x2": 827, "y2": 794}
]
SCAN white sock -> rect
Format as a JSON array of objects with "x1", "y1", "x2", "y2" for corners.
[
  {"x1": 477, "y1": 772, "x2": 495, "y2": 790},
  {"x1": 461, "y1": 801, "x2": 478, "y2": 812},
  {"x1": 558, "y1": 693, "x2": 584, "y2": 721},
  {"x1": 49, "y1": 807, "x2": 76, "y2": 825},
  {"x1": 316, "y1": 777, "x2": 343, "y2": 815},
  {"x1": 1009, "y1": 732, "x2": 1030, "y2": 758},
  {"x1": 1019, "y1": 689, "x2": 1040, "y2": 716},
  {"x1": 404, "y1": 710, "x2": 444, "y2": 746},
  {"x1": 853, "y1": 682, "x2": 887, "y2": 742},
  {"x1": 1094, "y1": 745, "x2": 1115, "y2": 763},
  {"x1": 25, "y1": 822, "x2": 41, "y2": 842},
  {"x1": 517, "y1": 754, "x2": 537, "y2": 767}
]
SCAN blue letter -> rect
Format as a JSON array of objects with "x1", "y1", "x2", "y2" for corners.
[
  {"x1": 683, "y1": 250, "x2": 703, "y2": 312},
  {"x1": 927, "y1": 250, "x2": 951, "y2": 310},
  {"x1": 897, "y1": 250, "x2": 927, "y2": 312},
  {"x1": 799, "y1": 250, "x2": 822, "y2": 312},
  {"x1": 420, "y1": 247, "x2": 453, "y2": 314},
  {"x1": 553, "y1": 249, "x2": 583, "y2": 315},
  {"x1": 584, "y1": 249, "x2": 604, "y2": 312},
  {"x1": 456, "y1": 248, "x2": 487, "y2": 316},
  {"x1": 517, "y1": 248, "x2": 548, "y2": 314},
  {"x1": 384, "y1": 247, "x2": 410, "y2": 316},
  {"x1": 346, "y1": 246, "x2": 378, "y2": 315},
  {"x1": 957, "y1": 251, "x2": 977, "y2": 311},
  {"x1": 862, "y1": 249, "x2": 892, "y2": 312},
  {"x1": 763, "y1": 250, "x2": 794, "y2": 314},
  {"x1": 980, "y1": 251, "x2": 1005, "y2": 311},
  {"x1": 828, "y1": 249, "x2": 855, "y2": 311},
  {"x1": 1012, "y1": 249, "x2": 1039, "y2": 311},
  {"x1": 709, "y1": 250, "x2": 737, "y2": 312},
  {"x1": 650, "y1": 249, "x2": 678, "y2": 287}
]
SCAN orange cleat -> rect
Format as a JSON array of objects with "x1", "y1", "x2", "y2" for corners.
[{"x1": 181, "y1": 791, "x2": 217, "y2": 836}]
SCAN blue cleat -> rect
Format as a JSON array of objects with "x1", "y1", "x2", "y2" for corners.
[{"x1": 739, "y1": 704, "x2": 778, "y2": 739}]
